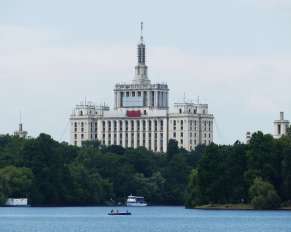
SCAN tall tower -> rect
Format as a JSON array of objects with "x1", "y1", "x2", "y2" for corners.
[
  {"x1": 274, "y1": 112, "x2": 290, "y2": 139},
  {"x1": 14, "y1": 112, "x2": 28, "y2": 138},
  {"x1": 132, "y1": 22, "x2": 151, "y2": 85},
  {"x1": 114, "y1": 22, "x2": 169, "y2": 110}
]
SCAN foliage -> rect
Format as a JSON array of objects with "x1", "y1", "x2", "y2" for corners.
[
  {"x1": 249, "y1": 177, "x2": 281, "y2": 209},
  {"x1": 0, "y1": 134, "x2": 198, "y2": 206},
  {"x1": 1, "y1": 130, "x2": 291, "y2": 208},
  {"x1": 0, "y1": 165, "x2": 33, "y2": 202},
  {"x1": 186, "y1": 131, "x2": 291, "y2": 208}
]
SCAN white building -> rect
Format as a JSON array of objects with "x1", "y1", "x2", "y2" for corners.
[
  {"x1": 273, "y1": 112, "x2": 290, "y2": 139},
  {"x1": 14, "y1": 123, "x2": 28, "y2": 138},
  {"x1": 70, "y1": 24, "x2": 214, "y2": 152}
]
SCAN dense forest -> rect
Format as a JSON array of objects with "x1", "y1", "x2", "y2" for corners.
[
  {"x1": 0, "y1": 129, "x2": 291, "y2": 209},
  {"x1": 0, "y1": 134, "x2": 202, "y2": 206},
  {"x1": 186, "y1": 129, "x2": 291, "y2": 209}
]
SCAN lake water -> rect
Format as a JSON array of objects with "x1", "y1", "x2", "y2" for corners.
[{"x1": 0, "y1": 206, "x2": 290, "y2": 232}]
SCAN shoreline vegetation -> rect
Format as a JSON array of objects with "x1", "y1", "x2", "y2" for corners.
[
  {"x1": 0, "y1": 128, "x2": 291, "y2": 210},
  {"x1": 193, "y1": 203, "x2": 291, "y2": 211}
]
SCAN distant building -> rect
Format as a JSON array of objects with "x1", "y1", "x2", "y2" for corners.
[
  {"x1": 273, "y1": 112, "x2": 290, "y2": 139},
  {"x1": 14, "y1": 123, "x2": 28, "y2": 138},
  {"x1": 70, "y1": 23, "x2": 214, "y2": 152},
  {"x1": 246, "y1": 131, "x2": 252, "y2": 144}
]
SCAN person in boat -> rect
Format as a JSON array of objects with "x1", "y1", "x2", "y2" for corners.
[
  {"x1": 116, "y1": 209, "x2": 119, "y2": 213},
  {"x1": 111, "y1": 209, "x2": 114, "y2": 213}
]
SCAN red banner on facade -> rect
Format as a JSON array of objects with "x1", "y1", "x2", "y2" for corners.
[{"x1": 126, "y1": 110, "x2": 141, "y2": 117}]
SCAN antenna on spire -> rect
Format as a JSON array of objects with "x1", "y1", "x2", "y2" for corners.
[
  {"x1": 19, "y1": 110, "x2": 22, "y2": 124},
  {"x1": 140, "y1": 21, "x2": 144, "y2": 42},
  {"x1": 19, "y1": 110, "x2": 23, "y2": 132}
]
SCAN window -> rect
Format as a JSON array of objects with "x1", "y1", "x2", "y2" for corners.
[
  {"x1": 138, "y1": 91, "x2": 141, "y2": 96},
  {"x1": 74, "y1": 134, "x2": 77, "y2": 139},
  {"x1": 179, "y1": 108, "x2": 182, "y2": 114},
  {"x1": 81, "y1": 134, "x2": 84, "y2": 139},
  {"x1": 173, "y1": 132, "x2": 176, "y2": 138},
  {"x1": 181, "y1": 132, "x2": 183, "y2": 137},
  {"x1": 132, "y1": 92, "x2": 135, "y2": 97},
  {"x1": 126, "y1": 92, "x2": 129, "y2": 96},
  {"x1": 144, "y1": 110, "x2": 147, "y2": 115}
]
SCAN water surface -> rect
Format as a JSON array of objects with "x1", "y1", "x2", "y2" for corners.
[{"x1": 0, "y1": 206, "x2": 290, "y2": 232}]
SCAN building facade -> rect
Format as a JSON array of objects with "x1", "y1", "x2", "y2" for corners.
[
  {"x1": 70, "y1": 26, "x2": 214, "y2": 152},
  {"x1": 273, "y1": 112, "x2": 290, "y2": 139}
]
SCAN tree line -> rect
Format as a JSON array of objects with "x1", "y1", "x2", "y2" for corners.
[
  {"x1": 186, "y1": 129, "x2": 291, "y2": 209},
  {"x1": 0, "y1": 134, "x2": 201, "y2": 206},
  {"x1": 0, "y1": 129, "x2": 291, "y2": 209}
]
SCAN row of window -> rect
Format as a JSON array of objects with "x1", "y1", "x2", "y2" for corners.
[
  {"x1": 101, "y1": 132, "x2": 164, "y2": 152},
  {"x1": 102, "y1": 120, "x2": 164, "y2": 132}
]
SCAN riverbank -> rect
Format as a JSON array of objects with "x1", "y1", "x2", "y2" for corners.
[{"x1": 193, "y1": 203, "x2": 291, "y2": 210}]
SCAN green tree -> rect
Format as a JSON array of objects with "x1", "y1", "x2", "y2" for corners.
[
  {"x1": 185, "y1": 169, "x2": 200, "y2": 207},
  {"x1": 0, "y1": 166, "x2": 33, "y2": 200},
  {"x1": 167, "y1": 139, "x2": 179, "y2": 159},
  {"x1": 249, "y1": 177, "x2": 281, "y2": 209}
]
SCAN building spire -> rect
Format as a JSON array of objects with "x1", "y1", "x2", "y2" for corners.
[{"x1": 132, "y1": 22, "x2": 150, "y2": 85}]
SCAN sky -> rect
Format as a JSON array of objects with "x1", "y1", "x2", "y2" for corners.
[{"x1": 0, "y1": 0, "x2": 291, "y2": 144}]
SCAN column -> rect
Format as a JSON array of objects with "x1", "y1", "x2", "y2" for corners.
[
  {"x1": 140, "y1": 120, "x2": 144, "y2": 147},
  {"x1": 111, "y1": 120, "x2": 114, "y2": 145},
  {"x1": 114, "y1": 91, "x2": 117, "y2": 109},
  {"x1": 122, "y1": 120, "x2": 126, "y2": 148},
  {"x1": 105, "y1": 120, "x2": 109, "y2": 146},
  {"x1": 148, "y1": 91, "x2": 151, "y2": 107},
  {"x1": 128, "y1": 120, "x2": 132, "y2": 148},
  {"x1": 151, "y1": 119, "x2": 155, "y2": 151},
  {"x1": 116, "y1": 120, "x2": 120, "y2": 145},
  {"x1": 145, "y1": 119, "x2": 149, "y2": 149},
  {"x1": 163, "y1": 118, "x2": 168, "y2": 153},
  {"x1": 157, "y1": 119, "x2": 161, "y2": 152},
  {"x1": 154, "y1": 91, "x2": 158, "y2": 108},
  {"x1": 134, "y1": 120, "x2": 138, "y2": 148}
]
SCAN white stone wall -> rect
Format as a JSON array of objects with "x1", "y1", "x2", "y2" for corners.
[{"x1": 70, "y1": 102, "x2": 214, "y2": 152}]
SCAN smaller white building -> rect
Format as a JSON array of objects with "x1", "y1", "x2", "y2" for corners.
[
  {"x1": 273, "y1": 112, "x2": 289, "y2": 139},
  {"x1": 5, "y1": 198, "x2": 28, "y2": 206}
]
